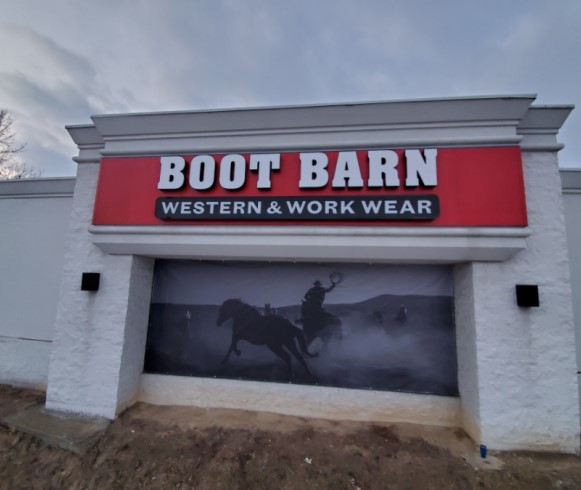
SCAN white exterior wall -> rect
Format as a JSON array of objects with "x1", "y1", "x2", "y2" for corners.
[
  {"x1": 456, "y1": 152, "x2": 580, "y2": 452},
  {"x1": 561, "y1": 169, "x2": 581, "y2": 414},
  {"x1": 453, "y1": 263, "x2": 480, "y2": 440},
  {"x1": 475, "y1": 152, "x2": 579, "y2": 452},
  {"x1": 140, "y1": 375, "x2": 460, "y2": 427},
  {"x1": 0, "y1": 179, "x2": 74, "y2": 387},
  {"x1": 117, "y1": 256, "x2": 154, "y2": 408}
]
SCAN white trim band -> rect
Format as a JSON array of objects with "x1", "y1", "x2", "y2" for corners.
[
  {"x1": 139, "y1": 374, "x2": 460, "y2": 427},
  {"x1": 89, "y1": 225, "x2": 530, "y2": 263}
]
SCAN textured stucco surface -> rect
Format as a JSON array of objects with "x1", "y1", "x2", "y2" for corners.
[
  {"x1": 116, "y1": 256, "x2": 154, "y2": 409},
  {"x1": 0, "y1": 194, "x2": 72, "y2": 341},
  {"x1": 561, "y1": 183, "x2": 581, "y2": 413},
  {"x1": 0, "y1": 337, "x2": 51, "y2": 387},
  {"x1": 453, "y1": 263, "x2": 480, "y2": 441},
  {"x1": 0, "y1": 181, "x2": 72, "y2": 387},
  {"x1": 46, "y1": 165, "x2": 154, "y2": 418},
  {"x1": 467, "y1": 152, "x2": 580, "y2": 452},
  {"x1": 140, "y1": 374, "x2": 460, "y2": 427}
]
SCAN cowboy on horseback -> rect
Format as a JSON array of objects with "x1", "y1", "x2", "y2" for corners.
[
  {"x1": 303, "y1": 280, "x2": 336, "y2": 312},
  {"x1": 300, "y1": 273, "x2": 343, "y2": 344}
]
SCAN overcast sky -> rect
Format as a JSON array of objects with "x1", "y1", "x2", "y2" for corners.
[{"x1": 1, "y1": 0, "x2": 580, "y2": 177}]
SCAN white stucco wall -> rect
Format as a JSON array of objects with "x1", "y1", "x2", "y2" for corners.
[
  {"x1": 453, "y1": 263, "x2": 480, "y2": 440},
  {"x1": 0, "y1": 178, "x2": 74, "y2": 386},
  {"x1": 116, "y1": 256, "x2": 154, "y2": 409},
  {"x1": 463, "y1": 152, "x2": 580, "y2": 452},
  {"x1": 140, "y1": 374, "x2": 460, "y2": 427},
  {"x1": 561, "y1": 169, "x2": 581, "y2": 412},
  {"x1": 45, "y1": 165, "x2": 155, "y2": 418},
  {"x1": 0, "y1": 337, "x2": 52, "y2": 389}
]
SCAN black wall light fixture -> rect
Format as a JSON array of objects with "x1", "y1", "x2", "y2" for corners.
[
  {"x1": 81, "y1": 272, "x2": 100, "y2": 292},
  {"x1": 515, "y1": 284, "x2": 539, "y2": 307}
]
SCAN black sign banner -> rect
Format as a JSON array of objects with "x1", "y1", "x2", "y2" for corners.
[{"x1": 155, "y1": 195, "x2": 439, "y2": 221}]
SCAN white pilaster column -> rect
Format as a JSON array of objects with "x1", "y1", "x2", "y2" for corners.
[
  {"x1": 458, "y1": 150, "x2": 580, "y2": 452},
  {"x1": 454, "y1": 262, "x2": 481, "y2": 441},
  {"x1": 46, "y1": 161, "x2": 154, "y2": 418}
]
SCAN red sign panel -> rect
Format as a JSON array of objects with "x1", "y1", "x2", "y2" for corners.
[{"x1": 92, "y1": 147, "x2": 527, "y2": 227}]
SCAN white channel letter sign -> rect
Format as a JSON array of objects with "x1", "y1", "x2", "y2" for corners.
[
  {"x1": 155, "y1": 149, "x2": 439, "y2": 221},
  {"x1": 157, "y1": 150, "x2": 438, "y2": 191}
]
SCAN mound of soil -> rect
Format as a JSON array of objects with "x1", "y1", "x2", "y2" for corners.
[{"x1": 1, "y1": 385, "x2": 581, "y2": 489}]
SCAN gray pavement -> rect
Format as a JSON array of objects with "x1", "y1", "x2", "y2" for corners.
[{"x1": 2, "y1": 404, "x2": 110, "y2": 454}]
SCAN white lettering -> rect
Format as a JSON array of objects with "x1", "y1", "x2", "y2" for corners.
[
  {"x1": 332, "y1": 152, "x2": 364, "y2": 188},
  {"x1": 161, "y1": 201, "x2": 180, "y2": 214},
  {"x1": 233, "y1": 201, "x2": 245, "y2": 214},
  {"x1": 180, "y1": 202, "x2": 191, "y2": 214},
  {"x1": 418, "y1": 200, "x2": 431, "y2": 214},
  {"x1": 361, "y1": 200, "x2": 382, "y2": 214},
  {"x1": 190, "y1": 155, "x2": 216, "y2": 190},
  {"x1": 307, "y1": 201, "x2": 323, "y2": 214},
  {"x1": 250, "y1": 154, "x2": 280, "y2": 189},
  {"x1": 299, "y1": 153, "x2": 328, "y2": 188},
  {"x1": 193, "y1": 202, "x2": 204, "y2": 214},
  {"x1": 340, "y1": 201, "x2": 355, "y2": 214},
  {"x1": 158, "y1": 149, "x2": 439, "y2": 193},
  {"x1": 206, "y1": 201, "x2": 219, "y2": 213},
  {"x1": 400, "y1": 200, "x2": 416, "y2": 214},
  {"x1": 158, "y1": 156, "x2": 186, "y2": 190},
  {"x1": 405, "y1": 149, "x2": 437, "y2": 187},
  {"x1": 220, "y1": 154, "x2": 246, "y2": 190},
  {"x1": 286, "y1": 201, "x2": 306, "y2": 214},
  {"x1": 368, "y1": 150, "x2": 399, "y2": 188},
  {"x1": 220, "y1": 201, "x2": 231, "y2": 214},
  {"x1": 385, "y1": 201, "x2": 397, "y2": 214},
  {"x1": 248, "y1": 201, "x2": 261, "y2": 214},
  {"x1": 325, "y1": 201, "x2": 338, "y2": 214}
]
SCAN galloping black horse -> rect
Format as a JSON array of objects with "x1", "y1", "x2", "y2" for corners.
[
  {"x1": 300, "y1": 306, "x2": 342, "y2": 346},
  {"x1": 216, "y1": 299, "x2": 318, "y2": 379}
]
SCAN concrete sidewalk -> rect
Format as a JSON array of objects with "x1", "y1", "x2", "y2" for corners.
[{"x1": 3, "y1": 404, "x2": 109, "y2": 454}]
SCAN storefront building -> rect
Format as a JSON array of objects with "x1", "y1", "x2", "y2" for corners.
[{"x1": 3, "y1": 95, "x2": 579, "y2": 453}]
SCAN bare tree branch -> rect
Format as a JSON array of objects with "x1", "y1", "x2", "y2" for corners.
[{"x1": 0, "y1": 109, "x2": 42, "y2": 180}]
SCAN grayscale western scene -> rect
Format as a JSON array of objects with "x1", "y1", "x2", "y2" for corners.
[{"x1": 145, "y1": 260, "x2": 458, "y2": 396}]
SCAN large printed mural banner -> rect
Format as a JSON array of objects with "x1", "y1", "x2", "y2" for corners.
[{"x1": 145, "y1": 261, "x2": 458, "y2": 397}]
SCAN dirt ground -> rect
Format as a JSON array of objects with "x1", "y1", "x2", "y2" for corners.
[{"x1": 1, "y1": 385, "x2": 581, "y2": 489}]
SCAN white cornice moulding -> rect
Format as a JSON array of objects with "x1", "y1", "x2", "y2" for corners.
[
  {"x1": 561, "y1": 169, "x2": 581, "y2": 191},
  {"x1": 66, "y1": 95, "x2": 537, "y2": 158},
  {"x1": 517, "y1": 106, "x2": 574, "y2": 151},
  {"x1": 90, "y1": 95, "x2": 536, "y2": 138},
  {"x1": 96, "y1": 129, "x2": 523, "y2": 157},
  {"x1": 89, "y1": 225, "x2": 530, "y2": 263},
  {"x1": 65, "y1": 95, "x2": 574, "y2": 160},
  {"x1": 0, "y1": 178, "x2": 76, "y2": 198},
  {"x1": 66, "y1": 125, "x2": 104, "y2": 147}
]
